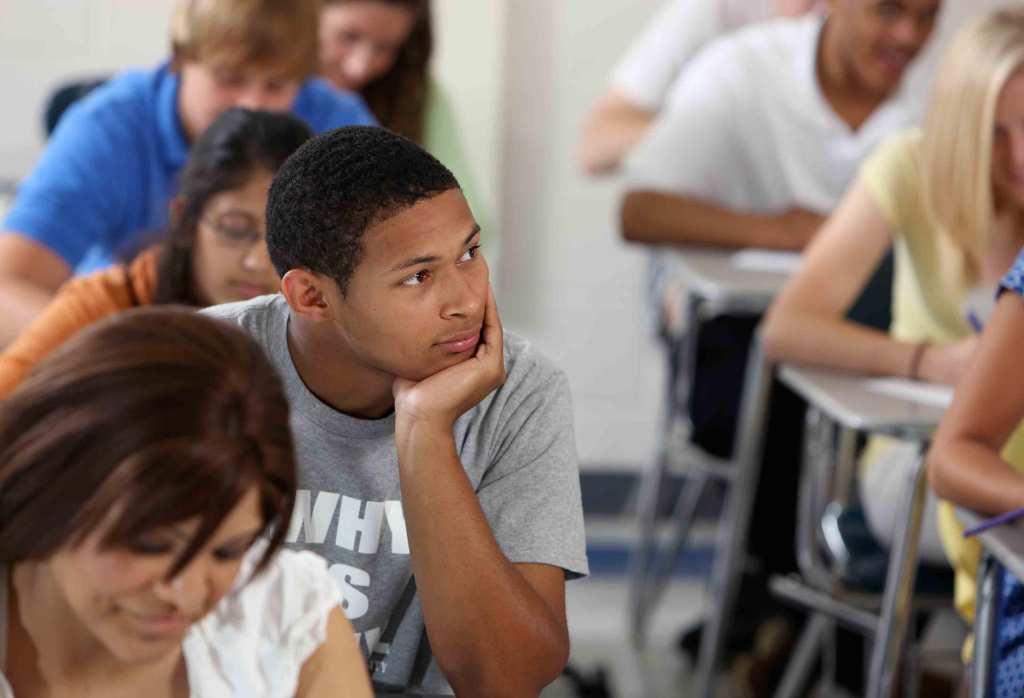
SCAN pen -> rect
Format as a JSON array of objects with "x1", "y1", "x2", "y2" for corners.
[
  {"x1": 966, "y1": 310, "x2": 984, "y2": 333},
  {"x1": 963, "y1": 505, "x2": 1024, "y2": 537}
]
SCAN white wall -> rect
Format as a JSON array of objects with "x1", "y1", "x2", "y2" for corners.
[
  {"x1": 496, "y1": 0, "x2": 665, "y2": 470},
  {"x1": 0, "y1": 1, "x2": 175, "y2": 179},
  {"x1": 431, "y1": 0, "x2": 506, "y2": 253}
]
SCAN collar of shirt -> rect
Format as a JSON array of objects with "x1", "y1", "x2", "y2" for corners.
[{"x1": 796, "y1": 12, "x2": 913, "y2": 140}]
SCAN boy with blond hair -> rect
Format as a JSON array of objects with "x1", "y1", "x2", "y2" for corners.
[{"x1": 0, "y1": 0, "x2": 374, "y2": 345}]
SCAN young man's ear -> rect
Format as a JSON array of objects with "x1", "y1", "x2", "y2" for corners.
[{"x1": 281, "y1": 269, "x2": 333, "y2": 321}]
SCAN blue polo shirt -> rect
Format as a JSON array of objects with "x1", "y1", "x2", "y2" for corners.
[{"x1": 3, "y1": 62, "x2": 375, "y2": 273}]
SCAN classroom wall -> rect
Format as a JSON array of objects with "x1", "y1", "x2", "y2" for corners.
[
  {"x1": 0, "y1": 1, "x2": 175, "y2": 180},
  {"x1": 496, "y1": 0, "x2": 665, "y2": 470}
]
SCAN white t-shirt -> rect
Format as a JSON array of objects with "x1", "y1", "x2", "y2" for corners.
[
  {"x1": 623, "y1": 14, "x2": 929, "y2": 313},
  {"x1": 0, "y1": 545, "x2": 340, "y2": 697},
  {"x1": 627, "y1": 13, "x2": 928, "y2": 210},
  {"x1": 611, "y1": 0, "x2": 778, "y2": 110}
]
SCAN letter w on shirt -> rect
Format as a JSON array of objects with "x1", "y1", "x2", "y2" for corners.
[{"x1": 287, "y1": 490, "x2": 409, "y2": 554}]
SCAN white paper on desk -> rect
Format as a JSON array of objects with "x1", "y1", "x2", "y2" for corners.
[
  {"x1": 863, "y1": 378, "x2": 954, "y2": 409},
  {"x1": 730, "y1": 249, "x2": 803, "y2": 275}
]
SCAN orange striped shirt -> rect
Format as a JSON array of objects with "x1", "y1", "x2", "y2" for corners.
[{"x1": 0, "y1": 248, "x2": 159, "y2": 398}]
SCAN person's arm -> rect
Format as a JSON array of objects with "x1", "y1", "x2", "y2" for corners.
[
  {"x1": 617, "y1": 31, "x2": 829, "y2": 250},
  {"x1": 929, "y1": 292, "x2": 1024, "y2": 513},
  {"x1": 620, "y1": 190, "x2": 825, "y2": 250},
  {"x1": 295, "y1": 608, "x2": 373, "y2": 698},
  {"x1": 0, "y1": 84, "x2": 148, "y2": 347},
  {"x1": 578, "y1": 90, "x2": 657, "y2": 175},
  {"x1": 391, "y1": 289, "x2": 569, "y2": 696},
  {"x1": 581, "y1": 0, "x2": 744, "y2": 176},
  {"x1": 0, "y1": 234, "x2": 71, "y2": 347},
  {"x1": 761, "y1": 177, "x2": 976, "y2": 383},
  {"x1": 0, "y1": 263, "x2": 134, "y2": 399}
]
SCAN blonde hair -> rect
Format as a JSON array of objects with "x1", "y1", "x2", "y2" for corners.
[
  {"x1": 922, "y1": 8, "x2": 1024, "y2": 285},
  {"x1": 170, "y1": 0, "x2": 319, "y2": 79}
]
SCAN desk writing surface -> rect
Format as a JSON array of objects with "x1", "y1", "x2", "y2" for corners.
[
  {"x1": 778, "y1": 364, "x2": 947, "y2": 438},
  {"x1": 958, "y1": 508, "x2": 1024, "y2": 582},
  {"x1": 672, "y1": 247, "x2": 791, "y2": 309}
]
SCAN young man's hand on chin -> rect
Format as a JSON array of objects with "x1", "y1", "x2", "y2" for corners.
[{"x1": 392, "y1": 287, "x2": 506, "y2": 441}]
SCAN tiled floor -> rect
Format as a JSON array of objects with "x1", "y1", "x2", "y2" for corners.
[
  {"x1": 541, "y1": 515, "x2": 714, "y2": 698},
  {"x1": 545, "y1": 576, "x2": 707, "y2": 698}
]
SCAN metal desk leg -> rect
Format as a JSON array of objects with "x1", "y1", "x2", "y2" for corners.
[
  {"x1": 628, "y1": 292, "x2": 703, "y2": 648},
  {"x1": 774, "y1": 613, "x2": 830, "y2": 698},
  {"x1": 794, "y1": 408, "x2": 840, "y2": 590},
  {"x1": 646, "y1": 473, "x2": 711, "y2": 616},
  {"x1": 693, "y1": 338, "x2": 774, "y2": 698},
  {"x1": 628, "y1": 336, "x2": 682, "y2": 648},
  {"x1": 972, "y1": 553, "x2": 1001, "y2": 698},
  {"x1": 866, "y1": 444, "x2": 928, "y2": 698}
]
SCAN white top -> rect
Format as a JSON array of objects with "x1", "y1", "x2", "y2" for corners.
[
  {"x1": 626, "y1": 14, "x2": 927, "y2": 211},
  {"x1": 0, "y1": 544, "x2": 340, "y2": 697},
  {"x1": 610, "y1": 0, "x2": 778, "y2": 110},
  {"x1": 623, "y1": 14, "x2": 928, "y2": 313}
]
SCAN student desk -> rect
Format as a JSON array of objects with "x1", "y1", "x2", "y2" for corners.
[
  {"x1": 775, "y1": 365, "x2": 948, "y2": 698},
  {"x1": 957, "y1": 508, "x2": 1024, "y2": 698},
  {"x1": 628, "y1": 247, "x2": 792, "y2": 698}
]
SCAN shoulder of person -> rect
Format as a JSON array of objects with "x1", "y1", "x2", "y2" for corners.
[
  {"x1": 482, "y1": 331, "x2": 572, "y2": 419},
  {"x1": 501, "y1": 332, "x2": 565, "y2": 384},
  {"x1": 58, "y1": 66, "x2": 161, "y2": 132},
  {"x1": 227, "y1": 543, "x2": 340, "y2": 631},
  {"x1": 864, "y1": 127, "x2": 925, "y2": 185},
  {"x1": 662, "y1": 15, "x2": 817, "y2": 111},
  {"x1": 294, "y1": 77, "x2": 376, "y2": 130},
  {"x1": 879, "y1": 127, "x2": 924, "y2": 163},
  {"x1": 200, "y1": 294, "x2": 283, "y2": 334},
  {"x1": 694, "y1": 14, "x2": 820, "y2": 76},
  {"x1": 186, "y1": 543, "x2": 339, "y2": 690},
  {"x1": 726, "y1": 13, "x2": 821, "y2": 53}
]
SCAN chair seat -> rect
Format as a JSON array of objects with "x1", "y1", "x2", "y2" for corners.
[{"x1": 823, "y1": 504, "x2": 953, "y2": 596}]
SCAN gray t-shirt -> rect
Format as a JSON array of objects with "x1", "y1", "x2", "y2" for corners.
[{"x1": 204, "y1": 295, "x2": 588, "y2": 695}]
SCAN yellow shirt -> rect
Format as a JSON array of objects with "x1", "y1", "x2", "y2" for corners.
[{"x1": 860, "y1": 128, "x2": 1024, "y2": 622}]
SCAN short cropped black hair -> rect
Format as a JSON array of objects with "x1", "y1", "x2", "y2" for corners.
[{"x1": 266, "y1": 125, "x2": 460, "y2": 294}]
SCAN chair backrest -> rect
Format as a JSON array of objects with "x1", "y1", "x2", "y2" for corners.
[{"x1": 43, "y1": 77, "x2": 110, "y2": 138}]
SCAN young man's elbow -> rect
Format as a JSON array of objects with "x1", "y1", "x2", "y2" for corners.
[{"x1": 443, "y1": 633, "x2": 569, "y2": 698}]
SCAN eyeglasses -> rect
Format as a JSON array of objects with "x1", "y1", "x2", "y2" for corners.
[{"x1": 199, "y1": 217, "x2": 266, "y2": 249}]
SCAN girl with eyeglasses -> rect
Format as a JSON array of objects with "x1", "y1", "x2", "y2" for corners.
[{"x1": 0, "y1": 107, "x2": 311, "y2": 398}]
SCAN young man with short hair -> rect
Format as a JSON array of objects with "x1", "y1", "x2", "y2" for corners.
[
  {"x1": 621, "y1": 0, "x2": 942, "y2": 256},
  {"x1": 206, "y1": 126, "x2": 588, "y2": 696},
  {"x1": 0, "y1": 0, "x2": 375, "y2": 346}
]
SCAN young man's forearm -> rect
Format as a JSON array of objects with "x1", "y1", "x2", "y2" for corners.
[
  {"x1": 620, "y1": 190, "x2": 809, "y2": 250},
  {"x1": 395, "y1": 423, "x2": 568, "y2": 697}
]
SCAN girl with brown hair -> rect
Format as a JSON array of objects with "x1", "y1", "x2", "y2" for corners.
[
  {"x1": 0, "y1": 307, "x2": 370, "y2": 696},
  {"x1": 318, "y1": 0, "x2": 491, "y2": 239}
]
